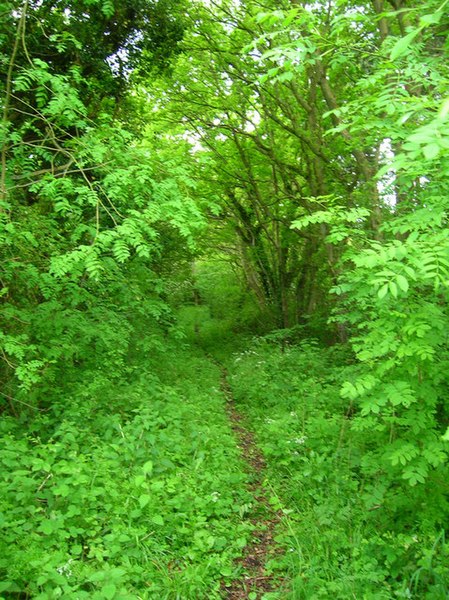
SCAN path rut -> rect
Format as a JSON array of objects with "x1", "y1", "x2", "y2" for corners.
[{"x1": 219, "y1": 366, "x2": 283, "y2": 600}]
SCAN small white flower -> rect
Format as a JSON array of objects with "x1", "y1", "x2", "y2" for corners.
[
  {"x1": 56, "y1": 559, "x2": 73, "y2": 578},
  {"x1": 211, "y1": 491, "x2": 220, "y2": 502},
  {"x1": 294, "y1": 437, "x2": 306, "y2": 445}
]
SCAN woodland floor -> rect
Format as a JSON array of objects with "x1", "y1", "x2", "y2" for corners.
[
  {"x1": 4, "y1": 334, "x2": 442, "y2": 598},
  {"x1": 1, "y1": 339, "x2": 293, "y2": 600}
]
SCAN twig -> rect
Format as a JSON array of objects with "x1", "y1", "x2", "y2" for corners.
[
  {"x1": 0, "y1": 390, "x2": 41, "y2": 411},
  {"x1": 37, "y1": 472, "x2": 53, "y2": 492},
  {"x1": 1, "y1": 0, "x2": 29, "y2": 203}
]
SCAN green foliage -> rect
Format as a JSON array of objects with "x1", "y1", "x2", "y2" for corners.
[
  {"x1": 227, "y1": 336, "x2": 449, "y2": 598},
  {"x1": 308, "y1": 0, "x2": 449, "y2": 518},
  {"x1": 0, "y1": 344, "x2": 252, "y2": 599},
  {"x1": 2, "y1": 0, "x2": 449, "y2": 597},
  {"x1": 171, "y1": 258, "x2": 262, "y2": 365},
  {"x1": 0, "y1": 38, "x2": 204, "y2": 411}
]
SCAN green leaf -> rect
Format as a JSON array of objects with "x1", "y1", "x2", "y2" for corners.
[
  {"x1": 283, "y1": 9, "x2": 300, "y2": 27},
  {"x1": 423, "y1": 143, "x2": 440, "y2": 160},
  {"x1": 378, "y1": 283, "x2": 389, "y2": 299},
  {"x1": 278, "y1": 70, "x2": 294, "y2": 82},
  {"x1": 134, "y1": 475, "x2": 146, "y2": 487},
  {"x1": 396, "y1": 274, "x2": 409, "y2": 292},
  {"x1": 39, "y1": 520, "x2": 55, "y2": 534},
  {"x1": 142, "y1": 460, "x2": 153, "y2": 475},
  {"x1": 0, "y1": 581, "x2": 14, "y2": 592},
  {"x1": 340, "y1": 381, "x2": 359, "y2": 400},
  {"x1": 101, "y1": 0, "x2": 115, "y2": 18},
  {"x1": 438, "y1": 98, "x2": 449, "y2": 120},
  {"x1": 388, "y1": 281, "x2": 398, "y2": 298},
  {"x1": 102, "y1": 583, "x2": 117, "y2": 600},
  {"x1": 402, "y1": 466, "x2": 427, "y2": 486},
  {"x1": 151, "y1": 514, "x2": 164, "y2": 526},
  {"x1": 419, "y1": 12, "x2": 442, "y2": 26},
  {"x1": 113, "y1": 240, "x2": 131, "y2": 263},
  {"x1": 53, "y1": 483, "x2": 70, "y2": 497},
  {"x1": 390, "y1": 29, "x2": 421, "y2": 61},
  {"x1": 139, "y1": 494, "x2": 151, "y2": 508}
]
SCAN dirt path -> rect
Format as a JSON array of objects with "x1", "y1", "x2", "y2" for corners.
[{"x1": 219, "y1": 366, "x2": 284, "y2": 599}]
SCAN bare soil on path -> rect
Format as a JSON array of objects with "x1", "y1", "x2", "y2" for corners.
[{"x1": 219, "y1": 367, "x2": 284, "y2": 600}]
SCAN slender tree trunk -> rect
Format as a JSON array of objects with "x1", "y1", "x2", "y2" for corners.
[{"x1": 1, "y1": 1, "x2": 29, "y2": 205}]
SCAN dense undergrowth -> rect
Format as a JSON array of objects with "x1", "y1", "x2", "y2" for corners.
[
  {"x1": 2, "y1": 274, "x2": 449, "y2": 599},
  {"x1": 0, "y1": 341, "x2": 253, "y2": 599},
  {"x1": 0, "y1": 254, "x2": 449, "y2": 600},
  {"x1": 226, "y1": 335, "x2": 449, "y2": 599}
]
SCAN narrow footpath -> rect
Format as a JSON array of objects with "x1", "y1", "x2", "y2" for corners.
[{"x1": 219, "y1": 366, "x2": 284, "y2": 599}]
